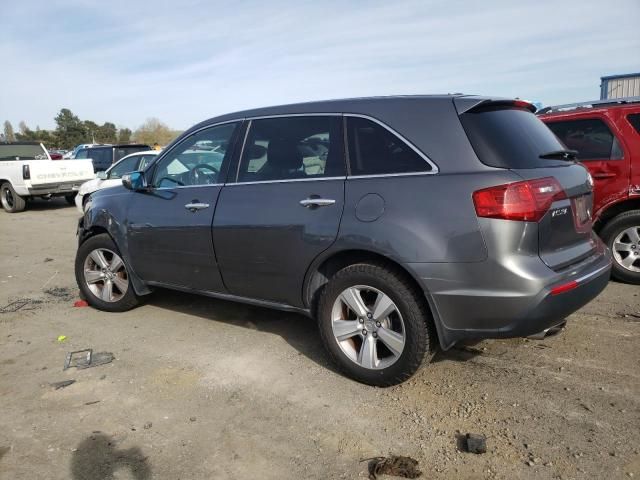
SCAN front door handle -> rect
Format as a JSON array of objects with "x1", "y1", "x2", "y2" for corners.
[
  {"x1": 299, "y1": 198, "x2": 336, "y2": 208},
  {"x1": 184, "y1": 202, "x2": 210, "y2": 212},
  {"x1": 592, "y1": 172, "x2": 616, "y2": 179}
]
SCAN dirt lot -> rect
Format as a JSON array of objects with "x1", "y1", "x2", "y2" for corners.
[{"x1": 1, "y1": 200, "x2": 639, "y2": 480}]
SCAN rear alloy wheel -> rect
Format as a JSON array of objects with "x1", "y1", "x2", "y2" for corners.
[
  {"x1": 1, "y1": 182, "x2": 27, "y2": 213},
  {"x1": 601, "y1": 210, "x2": 640, "y2": 284},
  {"x1": 75, "y1": 233, "x2": 140, "y2": 311},
  {"x1": 317, "y1": 263, "x2": 434, "y2": 386}
]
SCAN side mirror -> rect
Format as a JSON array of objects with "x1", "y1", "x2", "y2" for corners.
[
  {"x1": 122, "y1": 171, "x2": 147, "y2": 191},
  {"x1": 96, "y1": 171, "x2": 107, "y2": 180}
]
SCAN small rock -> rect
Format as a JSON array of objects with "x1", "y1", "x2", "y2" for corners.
[
  {"x1": 527, "y1": 460, "x2": 535, "y2": 467},
  {"x1": 143, "y1": 422, "x2": 152, "y2": 430},
  {"x1": 465, "y1": 433, "x2": 487, "y2": 454},
  {"x1": 189, "y1": 416, "x2": 196, "y2": 422}
]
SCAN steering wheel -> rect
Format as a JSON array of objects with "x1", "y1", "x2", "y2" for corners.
[{"x1": 190, "y1": 164, "x2": 219, "y2": 185}]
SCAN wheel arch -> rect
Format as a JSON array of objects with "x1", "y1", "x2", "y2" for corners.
[
  {"x1": 303, "y1": 248, "x2": 442, "y2": 347},
  {"x1": 595, "y1": 198, "x2": 640, "y2": 232}
]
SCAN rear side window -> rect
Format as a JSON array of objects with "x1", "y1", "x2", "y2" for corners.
[
  {"x1": 628, "y1": 113, "x2": 640, "y2": 134},
  {"x1": 90, "y1": 148, "x2": 112, "y2": 165},
  {"x1": 346, "y1": 117, "x2": 431, "y2": 175},
  {"x1": 237, "y1": 116, "x2": 344, "y2": 182},
  {"x1": 115, "y1": 146, "x2": 148, "y2": 162},
  {"x1": 460, "y1": 107, "x2": 569, "y2": 169},
  {"x1": 75, "y1": 149, "x2": 89, "y2": 159},
  {"x1": 545, "y1": 119, "x2": 621, "y2": 160}
]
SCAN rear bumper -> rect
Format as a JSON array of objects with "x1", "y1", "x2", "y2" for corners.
[{"x1": 408, "y1": 241, "x2": 612, "y2": 349}]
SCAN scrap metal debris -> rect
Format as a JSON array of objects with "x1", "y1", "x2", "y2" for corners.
[
  {"x1": 362, "y1": 455, "x2": 422, "y2": 479},
  {"x1": 0, "y1": 298, "x2": 42, "y2": 314},
  {"x1": 44, "y1": 287, "x2": 75, "y2": 300},
  {"x1": 465, "y1": 433, "x2": 487, "y2": 454},
  {"x1": 51, "y1": 379, "x2": 76, "y2": 390},
  {"x1": 64, "y1": 349, "x2": 114, "y2": 370}
]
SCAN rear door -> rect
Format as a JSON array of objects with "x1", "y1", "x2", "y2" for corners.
[
  {"x1": 126, "y1": 122, "x2": 241, "y2": 291},
  {"x1": 459, "y1": 103, "x2": 597, "y2": 270},
  {"x1": 544, "y1": 114, "x2": 631, "y2": 218},
  {"x1": 213, "y1": 115, "x2": 346, "y2": 306}
]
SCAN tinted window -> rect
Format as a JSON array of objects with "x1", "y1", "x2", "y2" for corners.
[
  {"x1": 346, "y1": 117, "x2": 430, "y2": 175},
  {"x1": 152, "y1": 123, "x2": 238, "y2": 188},
  {"x1": 460, "y1": 107, "x2": 568, "y2": 169},
  {"x1": 237, "y1": 116, "x2": 344, "y2": 182},
  {"x1": 75, "y1": 149, "x2": 89, "y2": 159},
  {"x1": 108, "y1": 155, "x2": 140, "y2": 179},
  {"x1": 628, "y1": 114, "x2": 640, "y2": 134},
  {"x1": 115, "y1": 146, "x2": 149, "y2": 162},
  {"x1": 546, "y1": 119, "x2": 619, "y2": 160},
  {"x1": 138, "y1": 154, "x2": 155, "y2": 170}
]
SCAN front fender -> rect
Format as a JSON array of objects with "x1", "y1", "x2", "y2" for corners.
[{"x1": 78, "y1": 189, "x2": 152, "y2": 296}]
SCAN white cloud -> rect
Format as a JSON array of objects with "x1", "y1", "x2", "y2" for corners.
[{"x1": 1, "y1": 0, "x2": 638, "y2": 130}]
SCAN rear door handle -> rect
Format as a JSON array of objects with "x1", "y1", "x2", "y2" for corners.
[
  {"x1": 184, "y1": 202, "x2": 210, "y2": 212},
  {"x1": 299, "y1": 198, "x2": 336, "y2": 208},
  {"x1": 592, "y1": 172, "x2": 616, "y2": 179}
]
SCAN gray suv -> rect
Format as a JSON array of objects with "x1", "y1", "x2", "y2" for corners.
[{"x1": 75, "y1": 96, "x2": 612, "y2": 386}]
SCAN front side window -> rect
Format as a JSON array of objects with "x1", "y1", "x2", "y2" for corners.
[
  {"x1": 237, "y1": 116, "x2": 344, "y2": 182},
  {"x1": 138, "y1": 154, "x2": 155, "y2": 171},
  {"x1": 75, "y1": 149, "x2": 89, "y2": 159},
  {"x1": 151, "y1": 123, "x2": 238, "y2": 188},
  {"x1": 346, "y1": 117, "x2": 431, "y2": 175},
  {"x1": 546, "y1": 118, "x2": 621, "y2": 160},
  {"x1": 108, "y1": 155, "x2": 140, "y2": 179}
]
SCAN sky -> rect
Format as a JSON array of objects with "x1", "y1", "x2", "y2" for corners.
[{"x1": 1, "y1": 0, "x2": 639, "y2": 131}]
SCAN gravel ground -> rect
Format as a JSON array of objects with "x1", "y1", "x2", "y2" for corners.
[{"x1": 1, "y1": 199, "x2": 639, "y2": 479}]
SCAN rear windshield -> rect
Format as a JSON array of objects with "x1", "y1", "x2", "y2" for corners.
[
  {"x1": 115, "y1": 146, "x2": 149, "y2": 162},
  {"x1": 0, "y1": 144, "x2": 48, "y2": 161},
  {"x1": 460, "y1": 107, "x2": 568, "y2": 169}
]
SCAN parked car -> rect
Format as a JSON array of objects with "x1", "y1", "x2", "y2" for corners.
[
  {"x1": 75, "y1": 144, "x2": 150, "y2": 172},
  {"x1": 48, "y1": 150, "x2": 63, "y2": 160},
  {"x1": 0, "y1": 141, "x2": 94, "y2": 212},
  {"x1": 75, "y1": 96, "x2": 611, "y2": 386},
  {"x1": 64, "y1": 143, "x2": 102, "y2": 159},
  {"x1": 538, "y1": 97, "x2": 640, "y2": 283},
  {"x1": 75, "y1": 150, "x2": 158, "y2": 213}
]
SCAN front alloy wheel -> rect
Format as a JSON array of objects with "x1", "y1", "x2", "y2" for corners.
[
  {"x1": 83, "y1": 248, "x2": 129, "y2": 302},
  {"x1": 75, "y1": 233, "x2": 140, "y2": 311},
  {"x1": 612, "y1": 226, "x2": 640, "y2": 273}
]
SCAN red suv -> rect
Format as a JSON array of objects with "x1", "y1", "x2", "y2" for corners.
[{"x1": 539, "y1": 98, "x2": 640, "y2": 284}]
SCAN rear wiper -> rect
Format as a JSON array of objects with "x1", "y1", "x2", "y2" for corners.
[{"x1": 539, "y1": 149, "x2": 578, "y2": 160}]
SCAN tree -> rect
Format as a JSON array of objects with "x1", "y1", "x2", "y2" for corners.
[
  {"x1": 18, "y1": 121, "x2": 28, "y2": 135},
  {"x1": 3, "y1": 121, "x2": 16, "y2": 142},
  {"x1": 133, "y1": 118, "x2": 176, "y2": 146},
  {"x1": 98, "y1": 122, "x2": 117, "y2": 144},
  {"x1": 55, "y1": 109, "x2": 87, "y2": 149},
  {"x1": 118, "y1": 127, "x2": 132, "y2": 144}
]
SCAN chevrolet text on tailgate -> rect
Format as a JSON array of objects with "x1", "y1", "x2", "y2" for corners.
[
  {"x1": 0, "y1": 141, "x2": 95, "y2": 212},
  {"x1": 75, "y1": 95, "x2": 612, "y2": 386}
]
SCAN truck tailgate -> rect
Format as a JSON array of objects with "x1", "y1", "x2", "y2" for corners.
[{"x1": 28, "y1": 160, "x2": 95, "y2": 187}]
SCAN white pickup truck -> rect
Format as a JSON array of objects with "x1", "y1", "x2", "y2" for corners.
[{"x1": 0, "y1": 142, "x2": 95, "y2": 213}]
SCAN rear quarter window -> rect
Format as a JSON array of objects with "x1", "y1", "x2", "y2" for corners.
[
  {"x1": 460, "y1": 107, "x2": 568, "y2": 169},
  {"x1": 628, "y1": 113, "x2": 640, "y2": 134}
]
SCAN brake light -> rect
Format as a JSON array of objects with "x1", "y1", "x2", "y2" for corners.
[
  {"x1": 473, "y1": 177, "x2": 566, "y2": 222},
  {"x1": 23, "y1": 165, "x2": 30, "y2": 180}
]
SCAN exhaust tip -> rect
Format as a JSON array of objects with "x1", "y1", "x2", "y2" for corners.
[{"x1": 527, "y1": 321, "x2": 567, "y2": 340}]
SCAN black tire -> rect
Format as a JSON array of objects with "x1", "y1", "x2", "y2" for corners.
[
  {"x1": 65, "y1": 194, "x2": 76, "y2": 206},
  {"x1": 75, "y1": 233, "x2": 140, "y2": 312},
  {"x1": 1, "y1": 182, "x2": 27, "y2": 213},
  {"x1": 317, "y1": 262, "x2": 435, "y2": 386},
  {"x1": 600, "y1": 210, "x2": 640, "y2": 284}
]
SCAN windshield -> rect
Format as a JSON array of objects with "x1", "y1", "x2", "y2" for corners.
[{"x1": 0, "y1": 144, "x2": 48, "y2": 161}]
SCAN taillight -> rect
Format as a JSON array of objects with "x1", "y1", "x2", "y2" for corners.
[
  {"x1": 473, "y1": 177, "x2": 566, "y2": 222},
  {"x1": 23, "y1": 165, "x2": 30, "y2": 180}
]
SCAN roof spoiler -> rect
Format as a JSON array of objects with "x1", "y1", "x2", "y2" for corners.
[{"x1": 454, "y1": 97, "x2": 536, "y2": 114}]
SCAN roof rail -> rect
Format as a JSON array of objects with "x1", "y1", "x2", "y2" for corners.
[{"x1": 537, "y1": 96, "x2": 640, "y2": 115}]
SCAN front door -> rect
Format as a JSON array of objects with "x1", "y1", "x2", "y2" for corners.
[
  {"x1": 126, "y1": 122, "x2": 241, "y2": 291},
  {"x1": 213, "y1": 115, "x2": 346, "y2": 306}
]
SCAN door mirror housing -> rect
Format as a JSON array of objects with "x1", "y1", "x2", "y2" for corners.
[
  {"x1": 122, "y1": 171, "x2": 147, "y2": 191},
  {"x1": 96, "y1": 171, "x2": 108, "y2": 180}
]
